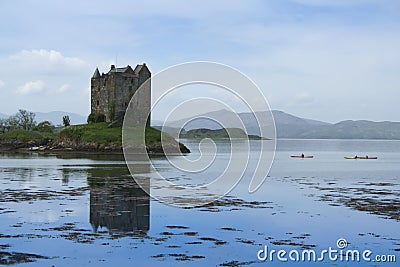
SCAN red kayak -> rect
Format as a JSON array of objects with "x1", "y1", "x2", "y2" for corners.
[{"x1": 291, "y1": 155, "x2": 314, "y2": 158}]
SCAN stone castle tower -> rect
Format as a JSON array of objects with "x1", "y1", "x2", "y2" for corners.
[{"x1": 91, "y1": 64, "x2": 151, "y2": 125}]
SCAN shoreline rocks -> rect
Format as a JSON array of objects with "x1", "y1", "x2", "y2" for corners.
[{"x1": 0, "y1": 139, "x2": 190, "y2": 155}]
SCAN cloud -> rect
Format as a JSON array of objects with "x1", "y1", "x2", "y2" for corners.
[
  {"x1": 9, "y1": 49, "x2": 90, "y2": 75},
  {"x1": 16, "y1": 80, "x2": 45, "y2": 95},
  {"x1": 57, "y1": 84, "x2": 70, "y2": 93},
  {"x1": 0, "y1": 49, "x2": 92, "y2": 115}
]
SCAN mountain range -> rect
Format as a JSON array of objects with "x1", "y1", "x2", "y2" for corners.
[
  {"x1": 158, "y1": 110, "x2": 400, "y2": 140},
  {"x1": 2, "y1": 109, "x2": 399, "y2": 139}
]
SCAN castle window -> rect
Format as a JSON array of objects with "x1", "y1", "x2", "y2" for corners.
[{"x1": 96, "y1": 100, "x2": 99, "y2": 106}]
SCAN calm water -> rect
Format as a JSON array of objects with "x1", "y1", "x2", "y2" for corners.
[{"x1": 0, "y1": 139, "x2": 399, "y2": 266}]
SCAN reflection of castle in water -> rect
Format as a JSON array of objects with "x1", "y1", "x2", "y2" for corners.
[{"x1": 87, "y1": 165, "x2": 150, "y2": 234}]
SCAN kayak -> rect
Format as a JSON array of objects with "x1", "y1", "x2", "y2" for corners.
[
  {"x1": 291, "y1": 155, "x2": 314, "y2": 158},
  {"x1": 344, "y1": 156, "x2": 377, "y2": 160}
]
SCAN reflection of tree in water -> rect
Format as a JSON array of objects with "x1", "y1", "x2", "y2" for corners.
[{"x1": 87, "y1": 164, "x2": 150, "y2": 235}]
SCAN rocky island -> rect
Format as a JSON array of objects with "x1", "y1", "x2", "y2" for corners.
[
  {"x1": 0, "y1": 63, "x2": 190, "y2": 155},
  {"x1": 0, "y1": 122, "x2": 190, "y2": 155}
]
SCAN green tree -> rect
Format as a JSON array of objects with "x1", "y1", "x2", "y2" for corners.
[
  {"x1": 62, "y1": 115, "x2": 71, "y2": 127},
  {"x1": 33, "y1": 121, "x2": 55, "y2": 133},
  {"x1": 8, "y1": 109, "x2": 36, "y2": 131}
]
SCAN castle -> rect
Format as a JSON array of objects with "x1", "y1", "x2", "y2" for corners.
[{"x1": 91, "y1": 64, "x2": 151, "y2": 125}]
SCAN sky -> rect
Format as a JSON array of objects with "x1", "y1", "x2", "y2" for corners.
[{"x1": 0, "y1": 0, "x2": 399, "y2": 123}]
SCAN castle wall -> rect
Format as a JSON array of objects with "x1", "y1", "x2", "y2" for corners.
[
  {"x1": 91, "y1": 75, "x2": 113, "y2": 120},
  {"x1": 113, "y1": 74, "x2": 136, "y2": 120},
  {"x1": 138, "y1": 68, "x2": 151, "y2": 127}
]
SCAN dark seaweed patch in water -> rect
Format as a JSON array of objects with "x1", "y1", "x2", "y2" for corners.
[
  {"x1": 198, "y1": 237, "x2": 219, "y2": 242},
  {"x1": 220, "y1": 227, "x2": 242, "y2": 232},
  {"x1": 292, "y1": 177, "x2": 400, "y2": 221},
  {"x1": 356, "y1": 182, "x2": 397, "y2": 187},
  {"x1": 0, "y1": 187, "x2": 88, "y2": 203},
  {"x1": 61, "y1": 232, "x2": 99, "y2": 244},
  {"x1": 219, "y1": 260, "x2": 258, "y2": 266},
  {"x1": 235, "y1": 238, "x2": 258, "y2": 245},
  {"x1": 291, "y1": 233, "x2": 311, "y2": 240},
  {"x1": 185, "y1": 241, "x2": 203, "y2": 245},
  {"x1": 270, "y1": 239, "x2": 316, "y2": 250},
  {"x1": 166, "y1": 245, "x2": 181, "y2": 248},
  {"x1": 185, "y1": 196, "x2": 274, "y2": 212},
  {"x1": 160, "y1": 232, "x2": 175, "y2": 236},
  {"x1": 237, "y1": 238, "x2": 254, "y2": 245},
  {"x1": 0, "y1": 210, "x2": 16, "y2": 215},
  {"x1": 151, "y1": 253, "x2": 205, "y2": 261},
  {"x1": 151, "y1": 254, "x2": 165, "y2": 258},
  {"x1": 45, "y1": 223, "x2": 77, "y2": 232},
  {"x1": 155, "y1": 237, "x2": 169, "y2": 242},
  {"x1": 313, "y1": 184, "x2": 400, "y2": 221},
  {"x1": 0, "y1": 251, "x2": 49, "y2": 265},
  {"x1": 198, "y1": 237, "x2": 227, "y2": 246},
  {"x1": 183, "y1": 232, "x2": 198, "y2": 236},
  {"x1": 166, "y1": 225, "x2": 189, "y2": 229}
]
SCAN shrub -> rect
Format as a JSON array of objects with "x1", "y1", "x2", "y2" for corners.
[
  {"x1": 87, "y1": 113, "x2": 106, "y2": 124},
  {"x1": 33, "y1": 121, "x2": 55, "y2": 133}
]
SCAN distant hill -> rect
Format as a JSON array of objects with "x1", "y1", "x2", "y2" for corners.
[
  {"x1": 299, "y1": 120, "x2": 400, "y2": 140},
  {"x1": 159, "y1": 110, "x2": 400, "y2": 140},
  {"x1": 0, "y1": 111, "x2": 87, "y2": 126},
  {"x1": 152, "y1": 125, "x2": 185, "y2": 136},
  {"x1": 162, "y1": 109, "x2": 330, "y2": 138},
  {"x1": 180, "y1": 128, "x2": 265, "y2": 140}
]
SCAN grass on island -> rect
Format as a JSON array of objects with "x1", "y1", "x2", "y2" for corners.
[
  {"x1": 0, "y1": 122, "x2": 174, "y2": 146},
  {"x1": 0, "y1": 129, "x2": 56, "y2": 143},
  {"x1": 59, "y1": 122, "x2": 174, "y2": 146},
  {"x1": 59, "y1": 122, "x2": 122, "y2": 145}
]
